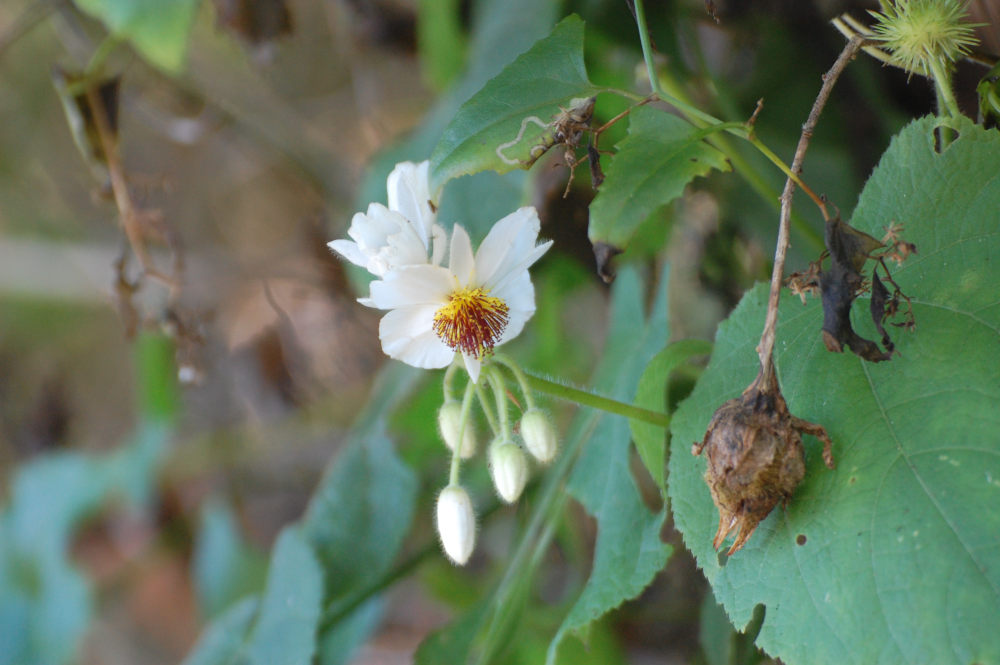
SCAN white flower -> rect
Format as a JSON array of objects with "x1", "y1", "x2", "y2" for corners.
[
  {"x1": 328, "y1": 161, "x2": 446, "y2": 288},
  {"x1": 367, "y1": 207, "x2": 552, "y2": 382},
  {"x1": 436, "y1": 484, "x2": 476, "y2": 565}
]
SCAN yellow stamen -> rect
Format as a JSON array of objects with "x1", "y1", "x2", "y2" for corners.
[{"x1": 433, "y1": 287, "x2": 510, "y2": 358}]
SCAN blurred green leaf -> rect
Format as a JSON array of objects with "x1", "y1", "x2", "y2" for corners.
[
  {"x1": 417, "y1": 0, "x2": 467, "y2": 90},
  {"x1": 588, "y1": 106, "x2": 730, "y2": 251},
  {"x1": 181, "y1": 598, "x2": 258, "y2": 665},
  {"x1": 430, "y1": 14, "x2": 600, "y2": 189},
  {"x1": 630, "y1": 337, "x2": 713, "y2": 492},
  {"x1": 669, "y1": 116, "x2": 1000, "y2": 665},
  {"x1": 0, "y1": 422, "x2": 169, "y2": 665},
  {"x1": 193, "y1": 499, "x2": 268, "y2": 619},
  {"x1": 72, "y1": 0, "x2": 200, "y2": 73},
  {"x1": 301, "y1": 363, "x2": 421, "y2": 661},
  {"x1": 243, "y1": 527, "x2": 324, "y2": 664},
  {"x1": 183, "y1": 527, "x2": 324, "y2": 665},
  {"x1": 547, "y1": 264, "x2": 674, "y2": 663},
  {"x1": 302, "y1": 364, "x2": 420, "y2": 601}
]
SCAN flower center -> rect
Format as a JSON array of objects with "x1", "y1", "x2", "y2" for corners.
[{"x1": 433, "y1": 287, "x2": 510, "y2": 358}]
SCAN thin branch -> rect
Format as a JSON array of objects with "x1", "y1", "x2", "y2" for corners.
[
  {"x1": 757, "y1": 35, "x2": 868, "y2": 381},
  {"x1": 85, "y1": 84, "x2": 179, "y2": 292}
]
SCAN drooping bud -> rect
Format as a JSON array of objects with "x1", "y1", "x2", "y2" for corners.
[
  {"x1": 488, "y1": 440, "x2": 529, "y2": 503},
  {"x1": 435, "y1": 485, "x2": 476, "y2": 565},
  {"x1": 519, "y1": 408, "x2": 558, "y2": 463},
  {"x1": 437, "y1": 400, "x2": 476, "y2": 458}
]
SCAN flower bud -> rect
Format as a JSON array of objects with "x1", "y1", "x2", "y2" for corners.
[
  {"x1": 489, "y1": 441, "x2": 529, "y2": 503},
  {"x1": 435, "y1": 485, "x2": 476, "y2": 565},
  {"x1": 438, "y1": 400, "x2": 476, "y2": 459},
  {"x1": 519, "y1": 408, "x2": 558, "y2": 463}
]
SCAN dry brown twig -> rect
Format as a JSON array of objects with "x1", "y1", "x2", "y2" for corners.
[
  {"x1": 693, "y1": 35, "x2": 869, "y2": 556},
  {"x1": 757, "y1": 34, "x2": 868, "y2": 382},
  {"x1": 84, "y1": 85, "x2": 180, "y2": 295}
]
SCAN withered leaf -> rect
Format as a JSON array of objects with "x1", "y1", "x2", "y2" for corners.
[
  {"x1": 818, "y1": 217, "x2": 893, "y2": 362},
  {"x1": 52, "y1": 69, "x2": 121, "y2": 183}
]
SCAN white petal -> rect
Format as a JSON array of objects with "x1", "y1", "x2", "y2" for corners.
[
  {"x1": 449, "y1": 225, "x2": 475, "y2": 285},
  {"x1": 368, "y1": 265, "x2": 454, "y2": 309},
  {"x1": 494, "y1": 271, "x2": 536, "y2": 346},
  {"x1": 475, "y1": 207, "x2": 539, "y2": 285},
  {"x1": 386, "y1": 161, "x2": 435, "y2": 247},
  {"x1": 476, "y1": 208, "x2": 552, "y2": 292},
  {"x1": 462, "y1": 353, "x2": 482, "y2": 383},
  {"x1": 327, "y1": 239, "x2": 369, "y2": 271},
  {"x1": 348, "y1": 204, "x2": 401, "y2": 252},
  {"x1": 488, "y1": 238, "x2": 552, "y2": 294},
  {"x1": 429, "y1": 224, "x2": 448, "y2": 266},
  {"x1": 379, "y1": 306, "x2": 454, "y2": 369}
]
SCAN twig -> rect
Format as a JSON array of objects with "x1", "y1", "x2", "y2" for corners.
[
  {"x1": 84, "y1": 84, "x2": 179, "y2": 292},
  {"x1": 757, "y1": 35, "x2": 867, "y2": 381}
]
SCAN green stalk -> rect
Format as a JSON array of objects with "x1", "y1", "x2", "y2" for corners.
[
  {"x1": 631, "y1": 0, "x2": 824, "y2": 249},
  {"x1": 447, "y1": 379, "x2": 477, "y2": 486},
  {"x1": 523, "y1": 372, "x2": 669, "y2": 428}
]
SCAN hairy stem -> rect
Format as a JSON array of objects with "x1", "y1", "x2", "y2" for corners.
[{"x1": 523, "y1": 372, "x2": 669, "y2": 427}]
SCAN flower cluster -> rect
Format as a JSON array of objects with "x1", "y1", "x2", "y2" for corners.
[
  {"x1": 330, "y1": 161, "x2": 552, "y2": 384},
  {"x1": 330, "y1": 161, "x2": 558, "y2": 565}
]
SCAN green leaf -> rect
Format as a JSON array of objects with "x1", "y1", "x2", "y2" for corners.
[
  {"x1": 430, "y1": 15, "x2": 599, "y2": 189},
  {"x1": 417, "y1": 0, "x2": 467, "y2": 90},
  {"x1": 300, "y1": 363, "x2": 420, "y2": 664},
  {"x1": 301, "y1": 364, "x2": 420, "y2": 602},
  {"x1": 244, "y1": 527, "x2": 324, "y2": 665},
  {"x1": 547, "y1": 265, "x2": 674, "y2": 662},
  {"x1": 180, "y1": 598, "x2": 258, "y2": 665},
  {"x1": 630, "y1": 337, "x2": 713, "y2": 492},
  {"x1": 669, "y1": 117, "x2": 1000, "y2": 665},
  {"x1": 184, "y1": 528, "x2": 324, "y2": 665},
  {"x1": 588, "y1": 106, "x2": 730, "y2": 250},
  {"x1": 0, "y1": 422, "x2": 169, "y2": 665},
  {"x1": 72, "y1": 0, "x2": 200, "y2": 73},
  {"x1": 193, "y1": 499, "x2": 267, "y2": 619}
]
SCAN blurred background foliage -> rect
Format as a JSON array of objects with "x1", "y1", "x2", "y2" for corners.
[{"x1": 0, "y1": 0, "x2": 995, "y2": 663}]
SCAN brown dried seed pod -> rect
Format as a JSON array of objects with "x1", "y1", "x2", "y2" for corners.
[{"x1": 692, "y1": 369, "x2": 834, "y2": 555}]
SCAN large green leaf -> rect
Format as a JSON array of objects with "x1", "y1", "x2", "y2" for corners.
[
  {"x1": 72, "y1": 0, "x2": 200, "y2": 73},
  {"x1": 181, "y1": 527, "x2": 324, "y2": 665},
  {"x1": 588, "y1": 106, "x2": 731, "y2": 250},
  {"x1": 430, "y1": 15, "x2": 600, "y2": 189},
  {"x1": 630, "y1": 337, "x2": 713, "y2": 492},
  {"x1": 547, "y1": 265, "x2": 674, "y2": 663},
  {"x1": 669, "y1": 117, "x2": 1000, "y2": 665}
]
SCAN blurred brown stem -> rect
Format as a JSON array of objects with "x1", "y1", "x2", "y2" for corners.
[
  {"x1": 757, "y1": 35, "x2": 867, "y2": 382},
  {"x1": 84, "y1": 84, "x2": 179, "y2": 293}
]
